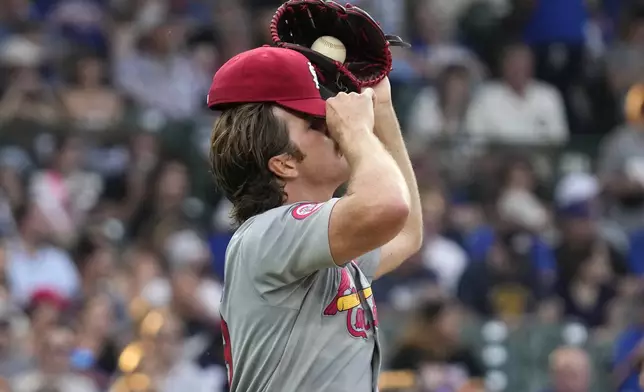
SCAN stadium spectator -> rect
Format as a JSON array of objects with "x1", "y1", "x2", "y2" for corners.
[
  {"x1": 72, "y1": 235, "x2": 118, "y2": 302},
  {"x1": 30, "y1": 134, "x2": 103, "y2": 246},
  {"x1": 114, "y1": 20, "x2": 210, "y2": 120},
  {"x1": 12, "y1": 324, "x2": 99, "y2": 392},
  {"x1": 407, "y1": 0, "x2": 483, "y2": 81},
  {"x1": 605, "y1": 7, "x2": 644, "y2": 97},
  {"x1": 458, "y1": 230, "x2": 541, "y2": 319},
  {"x1": 389, "y1": 300, "x2": 483, "y2": 391},
  {"x1": 122, "y1": 245, "x2": 168, "y2": 309},
  {"x1": 61, "y1": 53, "x2": 124, "y2": 132},
  {"x1": 0, "y1": 302, "x2": 32, "y2": 378},
  {"x1": 543, "y1": 346, "x2": 591, "y2": 392},
  {"x1": 70, "y1": 294, "x2": 119, "y2": 380},
  {"x1": 521, "y1": 0, "x2": 588, "y2": 131},
  {"x1": 407, "y1": 64, "x2": 473, "y2": 145},
  {"x1": 497, "y1": 156, "x2": 551, "y2": 234},
  {"x1": 128, "y1": 159, "x2": 194, "y2": 248},
  {"x1": 138, "y1": 311, "x2": 223, "y2": 392},
  {"x1": 554, "y1": 172, "x2": 629, "y2": 254},
  {"x1": 553, "y1": 174, "x2": 629, "y2": 314},
  {"x1": 614, "y1": 296, "x2": 644, "y2": 392},
  {"x1": 5, "y1": 202, "x2": 80, "y2": 307},
  {"x1": 0, "y1": 60, "x2": 61, "y2": 126},
  {"x1": 418, "y1": 187, "x2": 468, "y2": 295},
  {"x1": 598, "y1": 109, "x2": 644, "y2": 234},
  {"x1": 555, "y1": 242, "x2": 617, "y2": 328},
  {"x1": 465, "y1": 42, "x2": 569, "y2": 145},
  {"x1": 164, "y1": 229, "x2": 222, "y2": 360}
]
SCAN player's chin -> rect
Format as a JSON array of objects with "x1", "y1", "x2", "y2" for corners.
[
  {"x1": 324, "y1": 154, "x2": 349, "y2": 180},
  {"x1": 335, "y1": 157, "x2": 351, "y2": 182},
  {"x1": 331, "y1": 151, "x2": 347, "y2": 167}
]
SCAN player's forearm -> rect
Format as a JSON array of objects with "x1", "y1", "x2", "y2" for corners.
[
  {"x1": 339, "y1": 126, "x2": 409, "y2": 213},
  {"x1": 374, "y1": 105, "x2": 422, "y2": 246}
]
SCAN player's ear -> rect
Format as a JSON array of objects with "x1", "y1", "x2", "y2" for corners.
[{"x1": 268, "y1": 154, "x2": 298, "y2": 180}]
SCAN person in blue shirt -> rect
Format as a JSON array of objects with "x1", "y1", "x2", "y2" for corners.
[
  {"x1": 614, "y1": 296, "x2": 644, "y2": 392},
  {"x1": 522, "y1": 0, "x2": 588, "y2": 133}
]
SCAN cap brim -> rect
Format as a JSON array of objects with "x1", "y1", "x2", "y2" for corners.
[{"x1": 277, "y1": 97, "x2": 326, "y2": 118}]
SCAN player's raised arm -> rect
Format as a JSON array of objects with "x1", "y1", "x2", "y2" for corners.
[
  {"x1": 208, "y1": 47, "x2": 408, "y2": 294},
  {"x1": 244, "y1": 89, "x2": 409, "y2": 293},
  {"x1": 325, "y1": 89, "x2": 410, "y2": 265}
]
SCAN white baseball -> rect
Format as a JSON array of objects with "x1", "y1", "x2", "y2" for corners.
[{"x1": 311, "y1": 36, "x2": 346, "y2": 63}]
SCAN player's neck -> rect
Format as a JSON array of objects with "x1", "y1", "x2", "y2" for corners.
[{"x1": 284, "y1": 181, "x2": 336, "y2": 205}]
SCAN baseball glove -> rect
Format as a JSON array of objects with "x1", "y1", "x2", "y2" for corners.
[{"x1": 270, "y1": 0, "x2": 410, "y2": 94}]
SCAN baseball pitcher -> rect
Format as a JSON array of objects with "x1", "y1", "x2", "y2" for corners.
[{"x1": 207, "y1": 1, "x2": 422, "y2": 391}]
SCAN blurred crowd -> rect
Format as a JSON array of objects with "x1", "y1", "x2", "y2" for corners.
[{"x1": 1, "y1": 0, "x2": 644, "y2": 391}]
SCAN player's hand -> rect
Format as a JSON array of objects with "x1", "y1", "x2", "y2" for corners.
[{"x1": 325, "y1": 89, "x2": 376, "y2": 141}]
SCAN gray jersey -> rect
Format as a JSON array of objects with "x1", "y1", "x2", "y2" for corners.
[{"x1": 220, "y1": 198, "x2": 382, "y2": 392}]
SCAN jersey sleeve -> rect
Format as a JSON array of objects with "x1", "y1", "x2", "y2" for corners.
[
  {"x1": 354, "y1": 248, "x2": 381, "y2": 283},
  {"x1": 246, "y1": 199, "x2": 341, "y2": 294}
]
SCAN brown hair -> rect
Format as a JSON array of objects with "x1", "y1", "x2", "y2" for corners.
[{"x1": 210, "y1": 103, "x2": 304, "y2": 224}]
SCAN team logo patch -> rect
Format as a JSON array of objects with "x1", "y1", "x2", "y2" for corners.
[
  {"x1": 291, "y1": 202, "x2": 324, "y2": 220},
  {"x1": 323, "y1": 265, "x2": 379, "y2": 339}
]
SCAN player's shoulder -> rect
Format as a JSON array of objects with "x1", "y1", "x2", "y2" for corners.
[
  {"x1": 230, "y1": 200, "x2": 333, "y2": 252},
  {"x1": 241, "y1": 200, "x2": 335, "y2": 232},
  {"x1": 235, "y1": 204, "x2": 291, "y2": 235}
]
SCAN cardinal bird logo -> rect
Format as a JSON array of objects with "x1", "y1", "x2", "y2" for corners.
[{"x1": 323, "y1": 264, "x2": 378, "y2": 339}]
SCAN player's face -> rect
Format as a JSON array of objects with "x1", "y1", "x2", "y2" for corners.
[{"x1": 273, "y1": 106, "x2": 349, "y2": 187}]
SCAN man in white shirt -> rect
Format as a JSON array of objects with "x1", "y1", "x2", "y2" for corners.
[
  {"x1": 465, "y1": 43, "x2": 568, "y2": 145},
  {"x1": 5, "y1": 203, "x2": 80, "y2": 307}
]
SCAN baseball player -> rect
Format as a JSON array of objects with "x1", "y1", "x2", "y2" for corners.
[{"x1": 207, "y1": 44, "x2": 421, "y2": 392}]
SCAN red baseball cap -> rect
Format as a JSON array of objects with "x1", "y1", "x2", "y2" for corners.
[
  {"x1": 29, "y1": 288, "x2": 69, "y2": 311},
  {"x1": 207, "y1": 46, "x2": 329, "y2": 117}
]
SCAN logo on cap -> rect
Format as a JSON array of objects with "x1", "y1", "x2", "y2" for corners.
[{"x1": 307, "y1": 62, "x2": 320, "y2": 90}]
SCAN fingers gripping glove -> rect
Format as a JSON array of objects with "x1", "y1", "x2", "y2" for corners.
[{"x1": 270, "y1": 0, "x2": 410, "y2": 94}]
